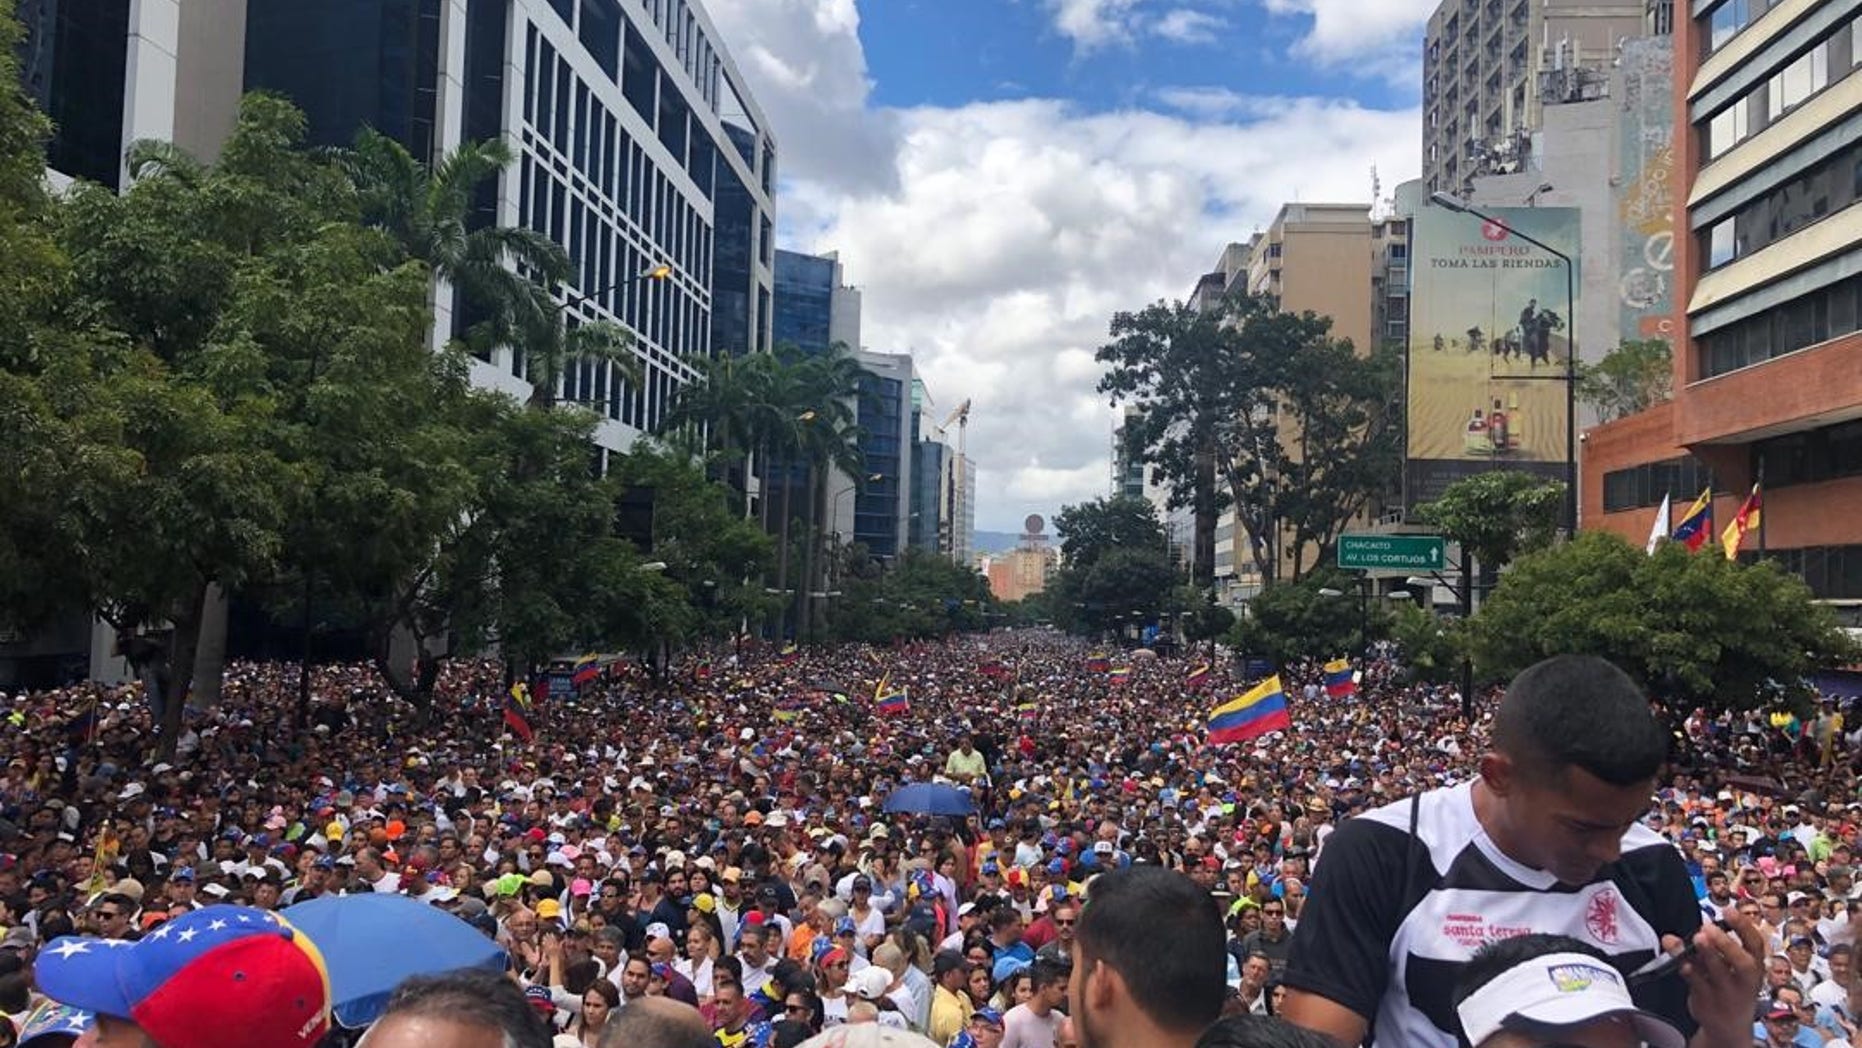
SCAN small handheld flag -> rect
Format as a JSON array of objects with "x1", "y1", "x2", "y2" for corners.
[
  {"x1": 571, "y1": 654, "x2": 601, "y2": 686},
  {"x1": 1670, "y1": 488, "x2": 1714, "y2": 553},
  {"x1": 1085, "y1": 655, "x2": 1110, "y2": 674},
  {"x1": 1206, "y1": 676, "x2": 1290, "y2": 746},
  {"x1": 1322, "y1": 659, "x2": 1357, "y2": 699},
  {"x1": 1186, "y1": 664, "x2": 1211, "y2": 690},
  {"x1": 875, "y1": 686, "x2": 910, "y2": 716},
  {"x1": 503, "y1": 684, "x2": 534, "y2": 744},
  {"x1": 1721, "y1": 483, "x2": 1761, "y2": 560}
]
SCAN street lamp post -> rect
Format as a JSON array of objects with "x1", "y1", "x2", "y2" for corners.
[{"x1": 1428, "y1": 192, "x2": 1579, "y2": 538}]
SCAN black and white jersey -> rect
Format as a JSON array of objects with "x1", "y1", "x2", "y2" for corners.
[{"x1": 1284, "y1": 780, "x2": 1700, "y2": 1047}]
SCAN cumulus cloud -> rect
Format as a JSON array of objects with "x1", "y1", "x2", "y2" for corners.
[
  {"x1": 1045, "y1": 0, "x2": 1146, "y2": 52},
  {"x1": 706, "y1": 1, "x2": 1422, "y2": 530},
  {"x1": 702, "y1": 0, "x2": 899, "y2": 193},
  {"x1": 1259, "y1": 0, "x2": 1437, "y2": 78},
  {"x1": 1153, "y1": 9, "x2": 1227, "y2": 44}
]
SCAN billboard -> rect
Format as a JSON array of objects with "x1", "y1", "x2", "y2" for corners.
[{"x1": 1406, "y1": 206, "x2": 1579, "y2": 510}]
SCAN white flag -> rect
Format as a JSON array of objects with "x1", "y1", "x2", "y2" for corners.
[{"x1": 1645, "y1": 492, "x2": 1671, "y2": 555}]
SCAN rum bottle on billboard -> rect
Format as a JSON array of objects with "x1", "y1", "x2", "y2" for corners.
[
  {"x1": 1488, "y1": 398, "x2": 1509, "y2": 454},
  {"x1": 1464, "y1": 409, "x2": 1489, "y2": 455},
  {"x1": 1507, "y1": 392, "x2": 1523, "y2": 451}
]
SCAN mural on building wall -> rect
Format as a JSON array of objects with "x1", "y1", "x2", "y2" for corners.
[{"x1": 1617, "y1": 37, "x2": 1676, "y2": 342}]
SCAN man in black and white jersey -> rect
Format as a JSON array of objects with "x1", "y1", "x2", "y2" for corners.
[{"x1": 1279, "y1": 655, "x2": 1766, "y2": 1048}]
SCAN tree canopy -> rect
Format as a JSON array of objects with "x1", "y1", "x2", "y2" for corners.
[
  {"x1": 1053, "y1": 494, "x2": 1166, "y2": 574},
  {"x1": 1413, "y1": 471, "x2": 1566, "y2": 578},
  {"x1": 1470, "y1": 532, "x2": 1858, "y2": 712},
  {"x1": 1578, "y1": 338, "x2": 1673, "y2": 424},
  {"x1": 1098, "y1": 291, "x2": 1402, "y2": 585}
]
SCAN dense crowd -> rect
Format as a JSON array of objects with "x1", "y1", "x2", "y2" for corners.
[{"x1": 0, "y1": 634, "x2": 1854, "y2": 1047}]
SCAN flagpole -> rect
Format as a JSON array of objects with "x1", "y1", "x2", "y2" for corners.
[{"x1": 1756, "y1": 455, "x2": 1766, "y2": 558}]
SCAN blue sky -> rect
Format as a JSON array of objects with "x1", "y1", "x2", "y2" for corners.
[
  {"x1": 707, "y1": 0, "x2": 1432, "y2": 531},
  {"x1": 858, "y1": 1, "x2": 1421, "y2": 114}
]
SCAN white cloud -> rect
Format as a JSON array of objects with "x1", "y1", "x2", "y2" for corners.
[
  {"x1": 1045, "y1": 0, "x2": 1145, "y2": 53},
  {"x1": 1153, "y1": 9, "x2": 1227, "y2": 44},
  {"x1": 1259, "y1": 0, "x2": 1437, "y2": 76},
  {"x1": 702, "y1": 0, "x2": 899, "y2": 193},
  {"x1": 704, "y1": 1, "x2": 1422, "y2": 531}
]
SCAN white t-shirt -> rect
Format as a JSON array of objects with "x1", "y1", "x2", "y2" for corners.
[{"x1": 999, "y1": 1003, "x2": 1063, "y2": 1048}]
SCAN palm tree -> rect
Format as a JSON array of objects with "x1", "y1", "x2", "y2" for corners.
[
  {"x1": 339, "y1": 129, "x2": 568, "y2": 346},
  {"x1": 790, "y1": 344, "x2": 871, "y2": 640},
  {"x1": 513, "y1": 304, "x2": 640, "y2": 412},
  {"x1": 661, "y1": 351, "x2": 774, "y2": 515}
]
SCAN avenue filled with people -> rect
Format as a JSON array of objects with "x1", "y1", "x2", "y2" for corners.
[{"x1": 0, "y1": 635, "x2": 1851, "y2": 1047}]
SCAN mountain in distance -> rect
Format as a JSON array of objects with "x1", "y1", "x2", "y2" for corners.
[{"x1": 972, "y1": 530, "x2": 1027, "y2": 554}]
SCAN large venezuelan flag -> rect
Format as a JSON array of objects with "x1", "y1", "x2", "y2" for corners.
[{"x1": 1206, "y1": 676, "x2": 1291, "y2": 746}]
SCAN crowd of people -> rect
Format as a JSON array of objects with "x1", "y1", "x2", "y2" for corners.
[{"x1": 0, "y1": 633, "x2": 1851, "y2": 1047}]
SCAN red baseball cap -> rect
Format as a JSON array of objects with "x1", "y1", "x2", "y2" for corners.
[{"x1": 36, "y1": 906, "x2": 331, "y2": 1048}]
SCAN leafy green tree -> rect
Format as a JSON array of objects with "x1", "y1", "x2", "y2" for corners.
[
  {"x1": 513, "y1": 304, "x2": 638, "y2": 411},
  {"x1": 609, "y1": 442, "x2": 775, "y2": 641},
  {"x1": 1181, "y1": 593, "x2": 1236, "y2": 649},
  {"x1": 1470, "y1": 532, "x2": 1858, "y2": 712},
  {"x1": 1414, "y1": 471, "x2": 1566, "y2": 596},
  {"x1": 1387, "y1": 602, "x2": 1466, "y2": 685},
  {"x1": 827, "y1": 548, "x2": 993, "y2": 642},
  {"x1": 1100, "y1": 292, "x2": 1401, "y2": 586},
  {"x1": 1226, "y1": 568, "x2": 1387, "y2": 666},
  {"x1": 1053, "y1": 495, "x2": 1167, "y2": 574},
  {"x1": 1578, "y1": 338, "x2": 1673, "y2": 423}
]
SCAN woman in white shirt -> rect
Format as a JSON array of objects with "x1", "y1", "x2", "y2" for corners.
[{"x1": 674, "y1": 922, "x2": 718, "y2": 1000}]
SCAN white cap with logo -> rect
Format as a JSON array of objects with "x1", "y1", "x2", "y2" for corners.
[{"x1": 1456, "y1": 952, "x2": 1684, "y2": 1048}]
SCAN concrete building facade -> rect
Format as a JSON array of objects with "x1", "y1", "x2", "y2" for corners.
[
  {"x1": 1581, "y1": 2, "x2": 1862, "y2": 628},
  {"x1": 1423, "y1": 0, "x2": 1647, "y2": 194}
]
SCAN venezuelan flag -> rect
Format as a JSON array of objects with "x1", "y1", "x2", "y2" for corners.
[
  {"x1": 1670, "y1": 488, "x2": 1714, "y2": 553},
  {"x1": 778, "y1": 642, "x2": 800, "y2": 664},
  {"x1": 876, "y1": 687, "x2": 910, "y2": 715},
  {"x1": 1323, "y1": 659, "x2": 1357, "y2": 699},
  {"x1": 1085, "y1": 656, "x2": 1110, "y2": 673},
  {"x1": 1206, "y1": 676, "x2": 1290, "y2": 746},
  {"x1": 1186, "y1": 664, "x2": 1211, "y2": 690},
  {"x1": 571, "y1": 654, "x2": 602, "y2": 686},
  {"x1": 502, "y1": 693, "x2": 534, "y2": 744},
  {"x1": 1107, "y1": 667, "x2": 1132, "y2": 684}
]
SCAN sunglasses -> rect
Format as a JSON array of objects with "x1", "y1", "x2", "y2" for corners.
[{"x1": 1053, "y1": 918, "x2": 1076, "y2": 927}]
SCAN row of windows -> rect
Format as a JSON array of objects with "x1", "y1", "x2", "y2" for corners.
[
  {"x1": 1703, "y1": 0, "x2": 1782, "y2": 56},
  {"x1": 535, "y1": 0, "x2": 721, "y2": 115},
  {"x1": 1704, "y1": 22, "x2": 1860, "y2": 160},
  {"x1": 1755, "y1": 420, "x2": 1862, "y2": 489},
  {"x1": 1697, "y1": 271, "x2": 1862, "y2": 378},
  {"x1": 1601, "y1": 456, "x2": 1715, "y2": 513},
  {"x1": 641, "y1": 0, "x2": 722, "y2": 113},
  {"x1": 1703, "y1": 138, "x2": 1862, "y2": 268},
  {"x1": 1742, "y1": 545, "x2": 1862, "y2": 600}
]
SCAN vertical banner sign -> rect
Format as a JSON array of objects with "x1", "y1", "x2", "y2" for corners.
[{"x1": 1406, "y1": 206, "x2": 1580, "y2": 510}]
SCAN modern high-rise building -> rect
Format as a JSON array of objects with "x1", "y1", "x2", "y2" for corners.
[
  {"x1": 1582, "y1": 2, "x2": 1862, "y2": 630},
  {"x1": 1192, "y1": 204, "x2": 1387, "y2": 597},
  {"x1": 853, "y1": 351, "x2": 915, "y2": 560},
  {"x1": 1422, "y1": 0, "x2": 1646, "y2": 194},
  {"x1": 772, "y1": 248, "x2": 861, "y2": 356},
  {"x1": 1111, "y1": 407, "x2": 1147, "y2": 500},
  {"x1": 6, "y1": 0, "x2": 775, "y2": 685},
  {"x1": 243, "y1": 0, "x2": 777, "y2": 458}
]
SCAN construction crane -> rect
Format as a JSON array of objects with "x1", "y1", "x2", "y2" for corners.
[{"x1": 939, "y1": 398, "x2": 972, "y2": 459}]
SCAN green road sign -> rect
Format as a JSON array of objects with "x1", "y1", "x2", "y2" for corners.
[{"x1": 1337, "y1": 533, "x2": 1446, "y2": 571}]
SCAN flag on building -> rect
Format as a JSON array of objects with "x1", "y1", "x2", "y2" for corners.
[
  {"x1": 1645, "y1": 492, "x2": 1671, "y2": 555},
  {"x1": 1670, "y1": 488, "x2": 1714, "y2": 552},
  {"x1": 1721, "y1": 483, "x2": 1762, "y2": 560},
  {"x1": 1186, "y1": 664, "x2": 1211, "y2": 690},
  {"x1": 1206, "y1": 676, "x2": 1291, "y2": 746},
  {"x1": 1323, "y1": 659, "x2": 1357, "y2": 699}
]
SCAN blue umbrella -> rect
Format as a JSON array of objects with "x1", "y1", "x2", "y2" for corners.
[
  {"x1": 286, "y1": 893, "x2": 507, "y2": 1028},
  {"x1": 882, "y1": 782, "x2": 974, "y2": 816}
]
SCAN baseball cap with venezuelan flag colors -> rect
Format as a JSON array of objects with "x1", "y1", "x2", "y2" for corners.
[{"x1": 35, "y1": 905, "x2": 331, "y2": 1048}]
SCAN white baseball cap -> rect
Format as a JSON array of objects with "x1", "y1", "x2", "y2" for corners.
[{"x1": 1456, "y1": 952, "x2": 1683, "y2": 1048}]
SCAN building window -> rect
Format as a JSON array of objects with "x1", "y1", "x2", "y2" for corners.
[
  {"x1": 1697, "y1": 272, "x2": 1862, "y2": 378},
  {"x1": 1706, "y1": 0, "x2": 1749, "y2": 54}
]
